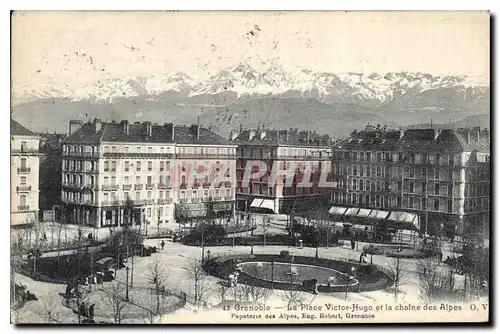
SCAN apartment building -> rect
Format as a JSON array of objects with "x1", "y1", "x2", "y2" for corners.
[
  {"x1": 11, "y1": 119, "x2": 41, "y2": 226},
  {"x1": 231, "y1": 127, "x2": 334, "y2": 214},
  {"x1": 330, "y1": 124, "x2": 490, "y2": 238},
  {"x1": 61, "y1": 119, "x2": 237, "y2": 229}
]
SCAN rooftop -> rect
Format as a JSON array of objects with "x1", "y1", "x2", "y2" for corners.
[
  {"x1": 231, "y1": 128, "x2": 332, "y2": 147},
  {"x1": 11, "y1": 119, "x2": 37, "y2": 137},
  {"x1": 64, "y1": 119, "x2": 234, "y2": 146}
]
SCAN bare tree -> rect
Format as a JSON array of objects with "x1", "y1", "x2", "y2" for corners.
[
  {"x1": 235, "y1": 284, "x2": 272, "y2": 304},
  {"x1": 103, "y1": 281, "x2": 127, "y2": 324},
  {"x1": 214, "y1": 281, "x2": 229, "y2": 307},
  {"x1": 183, "y1": 258, "x2": 207, "y2": 308},
  {"x1": 418, "y1": 258, "x2": 456, "y2": 302},
  {"x1": 39, "y1": 293, "x2": 62, "y2": 323},
  {"x1": 147, "y1": 257, "x2": 169, "y2": 315},
  {"x1": 280, "y1": 288, "x2": 306, "y2": 308},
  {"x1": 387, "y1": 256, "x2": 408, "y2": 301}
]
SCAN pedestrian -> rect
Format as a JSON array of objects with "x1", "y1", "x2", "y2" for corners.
[
  {"x1": 438, "y1": 250, "x2": 443, "y2": 262},
  {"x1": 43, "y1": 233, "x2": 47, "y2": 241},
  {"x1": 160, "y1": 240, "x2": 165, "y2": 250},
  {"x1": 327, "y1": 276, "x2": 335, "y2": 287},
  {"x1": 351, "y1": 239, "x2": 356, "y2": 250},
  {"x1": 89, "y1": 304, "x2": 95, "y2": 319}
]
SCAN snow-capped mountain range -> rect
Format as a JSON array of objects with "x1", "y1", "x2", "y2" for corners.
[{"x1": 13, "y1": 63, "x2": 489, "y2": 107}]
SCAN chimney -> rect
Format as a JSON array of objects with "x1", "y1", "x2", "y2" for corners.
[
  {"x1": 93, "y1": 118, "x2": 102, "y2": 134},
  {"x1": 249, "y1": 129, "x2": 256, "y2": 140},
  {"x1": 164, "y1": 123, "x2": 175, "y2": 141},
  {"x1": 121, "y1": 120, "x2": 129, "y2": 135},
  {"x1": 190, "y1": 124, "x2": 200, "y2": 140},
  {"x1": 69, "y1": 120, "x2": 83, "y2": 135},
  {"x1": 433, "y1": 128, "x2": 441, "y2": 140},
  {"x1": 142, "y1": 121, "x2": 152, "y2": 136},
  {"x1": 307, "y1": 130, "x2": 310, "y2": 145}
]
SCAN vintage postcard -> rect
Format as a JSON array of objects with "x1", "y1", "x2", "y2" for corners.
[{"x1": 10, "y1": 10, "x2": 490, "y2": 324}]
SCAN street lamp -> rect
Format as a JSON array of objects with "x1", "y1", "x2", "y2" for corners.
[
  {"x1": 125, "y1": 266, "x2": 130, "y2": 301},
  {"x1": 271, "y1": 261, "x2": 275, "y2": 289}
]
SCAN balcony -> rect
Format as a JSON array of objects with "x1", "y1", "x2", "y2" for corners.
[
  {"x1": 16, "y1": 185, "x2": 32, "y2": 192},
  {"x1": 17, "y1": 167, "x2": 31, "y2": 174},
  {"x1": 179, "y1": 198, "x2": 188, "y2": 203},
  {"x1": 213, "y1": 196, "x2": 222, "y2": 201},
  {"x1": 63, "y1": 151, "x2": 100, "y2": 158},
  {"x1": 177, "y1": 153, "x2": 237, "y2": 159},
  {"x1": 18, "y1": 205, "x2": 30, "y2": 211},
  {"x1": 101, "y1": 200, "x2": 121, "y2": 207},
  {"x1": 203, "y1": 183, "x2": 211, "y2": 188},
  {"x1": 180, "y1": 183, "x2": 188, "y2": 189},
  {"x1": 193, "y1": 183, "x2": 201, "y2": 189},
  {"x1": 157, "y1": 198, "x2": 172, "y2": 205},
  {"x1": 103, "y1": 152, "x2": 175, "y2": 159},
  {"x1": 146, "y1": 184, "x2": 154, "y2": 190},
  {"x1": 158, "y1": 183, "x2": 171, "y2": 189},
  {"x1": 122, "y1": 184, "x2": 132, "y2": 191},
  {"x1": 146, "y1": 199, "x2": 155, "y2": 205},
  {"x1": 191, "y1": 198, "x2": 200, "y2": 203},
  {"x1": 132, "y1": 199, "x2": 147, "y2": 206},
  {"x1": 101, "y1": 184, "x2": 119, "y2": 191},
  {"x1": 134, "y1": 184, "x2": 143, "y2": 190}
]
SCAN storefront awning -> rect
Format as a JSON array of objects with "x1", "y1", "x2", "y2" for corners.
[
  {"x1": 344, "y1": 207, "x2": 359, "y2": 217},
  {"x1": 368, "y1": 210, "x2": 390, "y2": 219},
  {"x1": 249, "y1": 198, "x2": 275, "y2": 212},
  {"x1": 175, "y1": 203, "x2": 207, "y2": 219},
  {"x1": 250, "y1": 198, "x2": 264, "y2": 208},
  {"x1": 259, "y1": 200, "x2": 275, "y2": 212},
  {"x1": 213, "y1": 202, "x2": 233, "y2": 212},
  {"x1": 328, "y1": 206, "x2": 348, "y2": 215},
  {"x1": 388, "y1": 211, "x2": 419, "y2": 230},
  {"x1": 357, "y1": 208, "x2": 372, "y2": 217}
]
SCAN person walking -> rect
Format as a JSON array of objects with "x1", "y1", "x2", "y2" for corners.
[{"x1": 160, "y1": 240, "x2": 165, "y2": 250}]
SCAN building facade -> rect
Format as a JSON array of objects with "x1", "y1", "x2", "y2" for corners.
[
  {"x1": 11, "y1": 119, "x2": 41, "y2": 226},
  {"x1": 231, "y1": 128, "x2": 334, "y2": 214},
  {"x1": 61, "y1": 119, "x2": 237, "y2": 229},
  {"x1": 39, "y1": 133, "x2": 66, "y2": 217},
  {"x1": 330, "y1": 125, "x2": 490, "y2": 238}
]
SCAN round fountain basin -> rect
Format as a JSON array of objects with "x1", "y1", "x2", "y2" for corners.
[{"x1": 236, "y1": 261, "x2": 358, "y2": 287}]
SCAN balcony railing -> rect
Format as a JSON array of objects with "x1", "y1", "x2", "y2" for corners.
[
  {"x1": 179, "y1": 198, "x2": 188, "y2": 203},
  {"x1": 191, "y1": 198, "x2": 200, "y2": 203},
  {"x1": 101, "y1": 184, "x2": 119, "y2": 191},
  {"x1": 122, "y1": 184, "x2": 132, "y2": 191},
  {"x1": 103, "y1": 152, "x2": 175, "y2": 159},
  {"x1": 157, "y1": 198, "x2": 172, "y2": 205},
  {"x1": 180, "y1": 183, "x2": 188, "y2": 189},
  {"x1": 176, "y1": 153, "x2": 237, "y2": 159},
  {"x1": 17, "y1": 167, "x2": 31, "y2": 174},
  {"x1": 16, "y1": 185, "x2": 32, "y2": 192},
  {"x1": 146, "y1": 184, "x2": 154, "y2": 190},
  {"x1": 203, "y1": 183, "x2": 211, "y2": 188},
  {"x1": 134, "y1": 184, "x2": 143, "y2": 190},
  {"x1": 146, "y1": 199, "x2": 155, "y2": 205},
  {"x1": 158, "y1": 183, "x2": 172, "y2": 189},
  {"x1": 63, "y1": 151, "x2": 100, "y2": 158},
  {"x1": 101, "y1": 200, "x2": 121, "y2": 206},
  {"x1": 18, "y1": 205, "x2": 30, "y2": 211}
]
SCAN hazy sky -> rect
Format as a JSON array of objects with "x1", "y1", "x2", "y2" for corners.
[{"x1": 12, "y1": 11, "x2": 490, "y2": 95}]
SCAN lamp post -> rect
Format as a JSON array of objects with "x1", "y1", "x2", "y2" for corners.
[
  {"x1": 271, "y1": 261, "x2": 275, "y2": 289},
  {"x1": 125, "y1": 266, "x2": 130, "y2": 301},
  {"x1": 207, "y1": 250, "x2": 211, "y2": 261}
]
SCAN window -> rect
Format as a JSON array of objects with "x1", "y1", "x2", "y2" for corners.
[
  {"x1": 366, "y1": 166, "x2": 371, "y2": 177},
  {"x1": 111, "y1": 176, "x2": 116, "y2": 185},
  {"x1": 421, "y1": 168, "x2": 427, "y2": 179},
  {"x1": 359, "y1": 179, "x2": 364, "y2": 191},
  {"x1": 447, "y1": 200, "x2": 453, "y2": 213},
  {"x1": 421, "y1": 198, "x2": 427, "y2": 210},
  {"x1": 160, "y1": 161, "x2": 164, "y2": 171},
  {"x1": 366, "y1": 152, "x2": 371, "y2": 161},
  {"x1": 449, "y1": 155, "x2": 454, "y2": 166},
  {"x1": 436, "y1": 154, "x2": 441, "y2": 165},
  {"x1": 408, "y1": 197, "x2": 414, "y2": 209},
  {"x1": 148, "y1": 147, "x2": 152, "y2": 153},
  {"x1": 20, "y1": 176, "x2": 26, "y2": 185},
  {"x1": 125, "y1": 147, "x2": 129, "y2": 153},
  {"x1": 409, "y1": 167, "x2": 414, "y2": 178},
  {"x1": 147, "y1": 208, "x2": 151, "y2": 217},
  {"x1": 125, "y1": 161, "x2": 129, "y2": 172},
  {"x1": 397, "y1": 181, "x2": 402, "y2": 192},
  {"x1": 136, "y1": 176, "x2": 140, "y2": 184},
  {"x1": 147, "y1": 176, "x2": 152, "y2": 185},
  {"x1": 124, "y1": 176, "x2": 129, "y2": 184},
  {"x1": 397, "y1": 196, "x2": 402, "y2": 208},
  {"x1": 135, "y1": 191, "x2": 140, "y2": 200},
  {"x1": 111, "y1": 146, "x2": 116, "y2": 153},
  {"x1": 124, "y1": 192, "x2": 130, "y2": 200},
  {"x1": 111, "y1": 161, "x2": 116, "y2": 172},
  {"x1": 434, "y1": 199, "x2": 439, "y2": 211},
  {"x1": 377, "y1": 152, "x2": 382, "y2": 162},
  {"x1": 20, "y1": 194, "x2": 26, "y2": 206},
  {"x1": 148, "y1": 161, "x2": 152, "y2": 171},
  {"x1": 136, "y1": 161, "x2": 141, "y2": 172},
  {"x1": 21, "y1": 141, "x2": 27, "y2": 152},
  {"x1": 435, "y1": 183, "x2": 439, "y2": 195},
  {"x1": 104, "y1": 161, "x2": 109, "y2": 172},
  {"x1": 104, "y1": 176, "x2": 109, "y2": 185},
  {"x1": 422, "y1": 182, "x2": 427, "y2": 194},
  {"x1": 159, "y1": 207, "x2": 164, "y2": 216},
  {"x1": 385, "y1": 153, "x2": 391, "y2": 161},
  {"x1": 147, "y1": 191, "x2": 152, "y2": 199}
]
